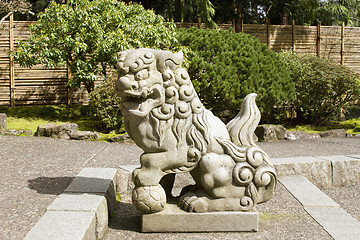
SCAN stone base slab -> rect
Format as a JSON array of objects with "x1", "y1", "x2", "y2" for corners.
[{"x1": 141, "y1": 203, "x2": 258, "y2": 232}]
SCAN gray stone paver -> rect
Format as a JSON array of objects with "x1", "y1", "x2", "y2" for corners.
[
  {"x1": 279, "y1": 175, "x2": 360, "y2": 240},
  {"x1": 47, "y1": 193, "x2": 108, "y2": 239},
  {"x1": 65, "y1": 168, "x2": 117, "y2": 194},
  {"x1": 305, "y1": 207, "x2": 360, "y2": 240},
  {"x1": 278, "y1": 175, "x2": 339, "y2": 207},
  {"x1": 317, "y1": 155, "x2": 358, "y2": 162},
  {"x1": 23, "y1": 211, "x2": 96, "y2": 240},
  {"x1": 322, "y1": 184, "x2": 360, "y2": 222},
  {"x1": 349, "y1": 154, "x2": 360, "y2": 159}
]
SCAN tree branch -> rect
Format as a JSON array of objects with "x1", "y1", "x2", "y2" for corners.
[
  {"x1": 0, "y1": 12, "x2": 13, "y2": 24},
  {"x1": 0, "y1": 10, "x2": 34, "y2": 25}
]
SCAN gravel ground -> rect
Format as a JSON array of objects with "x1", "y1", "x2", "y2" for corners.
[
  {"x1": 0, "y1": 136, "x2": 140, "y2": 240},
  {"x1": 321, "y1": 184, "x2": 360, "y2": 222},
  {"x1": 257, "y1": 137, "x2": 360, "y2": 158},
  {"x1": 1, "y1": 135, "x2": 359, "y2": 239}
]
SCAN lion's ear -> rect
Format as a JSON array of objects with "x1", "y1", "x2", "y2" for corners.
[
  {"x1": 116, "y1": 50, "x2": 130, "y2": 72},
  {"x1": 157, "y1": 50, "x2": 183, "y2": 72},
  {"x1": 175, "y1": 50, "x2": 183, "y2": 60}
]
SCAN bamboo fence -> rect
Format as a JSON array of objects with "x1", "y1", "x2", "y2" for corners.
[{"x1": 1, "y1": 20, "x2": 360, "y2": 106}]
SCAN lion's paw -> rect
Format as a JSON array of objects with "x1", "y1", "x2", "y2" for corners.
[
  {"x1": 179, "y1": 192, "x2": 209, "y2": 213},
  {"x1": 132, "y1": 184, "x2": 166, "y2": 214}
]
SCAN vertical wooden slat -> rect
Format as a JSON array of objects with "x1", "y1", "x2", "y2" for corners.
[
  {"x1": 67, "y1": 63, "x2": 72, "y2": 105},
  {"x1": 9, "y1": 14, "x2": 15, "y2": 107},
  {"x1": 267, "y1": 19, "x2": 271, "y2": 48},
  {"x1": 197, "y1": 17, "x2": 201, "y2": 29},
  {"x1": 341, "y1": 22, "x2": 345, "y2": 65},
  {"x1": 317, "y1": 21, "x2": 321, "y2": 57},
  {"x1": 292, "y1": 20, "x2": 296, "y2": 51},
  {"x1": 241, "y1": 19, "x2": 244, "y2": 32}
]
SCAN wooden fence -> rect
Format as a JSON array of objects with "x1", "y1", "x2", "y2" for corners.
[
  {"x1": 1, "y1": 20, "x2": 360, "y2": 107},
  {"x1": 0, "y1": 19, "x2": 90, "y2": 107}
]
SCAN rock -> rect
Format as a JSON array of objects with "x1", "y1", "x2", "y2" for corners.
[
  {"x1": 284, "y1": 131, "x2": 321, "y2": 140},
  {"x1": 253, "y1": 133, "x2": 258, "y2": 142},
  {"x1": 319, "y1": 129, "x2": 347, "y2": 138},
  {"x1": 275, "y1": 125, "x2": 287, "y2": 140},
  {"x1": 4, "y1": 129, "x2": 19, "y2": 136},
  {"x1": 35, "y1": 122, "x2": 100, "y2": 141},
  {"x1": 24, "y1": 130, "x2": 33, "y2": 136},
  {"x1": 56, "y1": 123, "x2": 78, "y2": 134},
  {"x1": 255, "y1": 125, "x2": 276, "y2": 142},
  {"x1": 69, "y1": 131, "x2": 100, "y2": 140},
  {"x1": 255, "y1": 124, "x2": 287, "y2": 142},
  {"x1": 109, "y1": 134, "x2": 130, "y2": 142},
  {"x1": 0, "y1": 113, "x2": 7, "y2": 129},
  {"x1": 35, "y1": 123, "x2": 78, "y2": 139},
  {"x1": 35, "y1": 123, "x2": 57, "y2": 137},
  {"x1": 53, "y1": 131, "x2": 71, "y2": 140},
  {"x1": 0, "y1": 129, "x2": 32, "y2": 136}
]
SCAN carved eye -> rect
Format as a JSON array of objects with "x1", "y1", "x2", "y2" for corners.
[{"x1": 135, "y1": 69, "x2": 149, "y2": 81}]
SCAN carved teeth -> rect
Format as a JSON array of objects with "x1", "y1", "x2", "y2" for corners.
[{"x1": 141, "y1": 89, "x2": 148, "y2": 98}]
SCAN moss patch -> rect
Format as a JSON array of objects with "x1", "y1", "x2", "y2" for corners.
[{"x1": 260, "y1": 212, "x2": 300, "y2": 222}]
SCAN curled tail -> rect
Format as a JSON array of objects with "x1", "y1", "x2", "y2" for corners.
[{"x1": 226, "y1": 93, "x2": 260, "y2": 147}]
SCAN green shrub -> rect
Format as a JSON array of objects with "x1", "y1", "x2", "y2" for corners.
[
  {"x1": 89, "y1": 73, "x2": 123, "y2": 131},
  {"x1": 280, "y1": 51, "x2": 360, "y2": 125},
  {"x1": 177, "y1": 28, "x2": 295, "y2": 122}
]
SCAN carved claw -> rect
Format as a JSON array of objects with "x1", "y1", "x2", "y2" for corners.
[{"x1": 179, "y1": 191, "x2": 209, "y2": 213}]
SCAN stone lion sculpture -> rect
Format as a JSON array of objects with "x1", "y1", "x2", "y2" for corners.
[{"x1": 115, "y1": 48, "x2": 276, "y2": 214}]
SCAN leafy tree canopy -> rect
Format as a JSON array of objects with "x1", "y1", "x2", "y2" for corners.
[
  {"x1": 12, "y1": 0, "x2": 179, "y2": 92},
  {"x1": 316, "y1": 0, "x2": 360, "y2": 26}
]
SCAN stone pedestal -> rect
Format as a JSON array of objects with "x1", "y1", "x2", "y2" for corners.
[{"x1": 141, "y1": 203, "x2": 258, "y2": 232}]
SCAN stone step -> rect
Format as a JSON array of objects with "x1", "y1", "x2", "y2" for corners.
[
  {"x1": 23, "y1": 168, "x2": 118, "y2": 240},
  {"x1": 272, "y1": 155, "x2": 360, "y2": 188}
]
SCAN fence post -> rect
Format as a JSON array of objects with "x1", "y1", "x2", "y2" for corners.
[
  {"x1": 317, "y1": 21, "x2": 321, "y2": 57},
  {"x1": 292, "y1": 20, "x2": 296, "y2": 51},
  {"x1": 9, "y1": 14, "x2": 15, "y2": 107},
  {"x1": 267, "y1": 19, "x2": 271, "y2": 48},
  {"x1": 67, "y1": 64, "x2": 72, "y2": 105},
  {"x1": 197, "y1": 16, "x2": 201, "y2": 29},
  {"x1": 341, "y1": 22, "x2": 345, "y2": 65}
]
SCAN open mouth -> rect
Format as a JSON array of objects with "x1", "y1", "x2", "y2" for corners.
[{"x1": 121, "y1": 85, "x2": 163, "y2": 116}]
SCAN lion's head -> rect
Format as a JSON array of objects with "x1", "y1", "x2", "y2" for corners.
[{"x1": 116, "y1": 48, "x2": 186, "y2": 117}]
